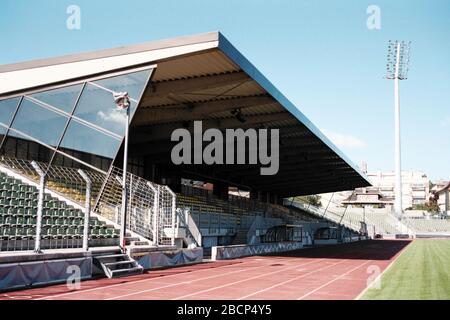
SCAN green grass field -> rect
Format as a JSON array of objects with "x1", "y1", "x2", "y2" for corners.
[{"x1": 362, "y1": 239, "x2": 450, "y2": 300}]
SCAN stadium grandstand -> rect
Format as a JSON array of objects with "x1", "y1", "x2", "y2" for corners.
[
  {"x1": 286, "y1": 192, "x2": 450, "y2": 239},
  {"x1": 0, "y1": 32, "x2": 376, "y2": 291}
]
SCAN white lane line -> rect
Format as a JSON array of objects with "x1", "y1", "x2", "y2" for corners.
[
  {"x1": 297, "y1": 260, "x2": 372, "y2": 300},
  {"x1": 107, "y1": 256, "x2": 319, "y2": 300},
  {"x1": 238, "y1": 258, "x2": 350, "y2": 299},
  {"x1": 35, "y1": 258, "x2": 263, "y2": 300},
  {"x1": 172, "y1": 258, "x2": 328, "y2": 300}
]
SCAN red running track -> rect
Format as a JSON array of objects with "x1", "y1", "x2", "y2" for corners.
[{"x1": 0, "y1": 240, "x2": 411, "y2": 300}]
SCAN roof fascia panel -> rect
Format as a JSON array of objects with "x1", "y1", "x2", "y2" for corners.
[{"x1": 0, "y1": 34, "x2": 219, "y2": 96}]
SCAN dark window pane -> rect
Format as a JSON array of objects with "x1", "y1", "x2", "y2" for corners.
[
  {"x1": 30, "y1": 84, "x2": 83, "y2": 113},
  {"x1": 60, "y1": 119, "x2": 121, "y2": 161},
  {"x1": 73, "y1": 69, "x2": 152, "y2": 135},
  {"x1": 0, "y1": 133, "x2": 53, "y2": 171},
  {"x1": 0, "y1": 97, "x2": 20, "y2": 125},
  {"x1": 10, "y1": 98, "x2": 68, "y2": 147}
]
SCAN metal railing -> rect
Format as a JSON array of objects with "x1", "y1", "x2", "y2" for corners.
[
  {"x1": 176, "y1": 208, "x2": 202, "y2": 247},
  {"x1": 93, "y1": 167, "x2": 176, "y2": 246},
  {"x1": 0, "y1": 157, "x2": 177, "y2": 250},
  {"x1": 0, "y1": 157, "x2": 114, "y2": 252}
]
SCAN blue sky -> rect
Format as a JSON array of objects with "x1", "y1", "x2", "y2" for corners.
[{"x1": 1, "y1": 0, "x2": 449, "y2": 181}]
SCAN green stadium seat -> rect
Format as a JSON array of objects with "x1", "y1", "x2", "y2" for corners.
[
  {"x1": 16, "y1": 208, "x2": 25, "y2": 216},
  {"x1": 25, "y1": 227, "x2": 35, "y2": 239},
  {"x1": 42, "y1": 217, "x2": 52, "y2": 225},
  {"x1": 25, "y1": 216, "x2": 36, "y2": 226},
  {"x1": 1, "y1": 183, "x2": 12, "y2": 191},
  {"x1": 91, "y1": 228, "x2": 100, "y2": 239},
  {"x1": 57, "y1": 227, "x2": 67, "y2": 239},
  {"x1": 73, "y1": 217, "x2": 83, "y2": 225},
  {"x1": 16, "y1": 216, "x2": 25, "y2": 225},
  {"x1": 15, "y1": 226, "x2": 25, "y2": 239},
  {"x1": 7, "y1": 227, "x2": 17, "y2": 240},
  {"x1": 42, "y1": 227, "x2": 53, "y2": 239},
  {"x1": 5, "y1": 216, "x2": 16, "y2": 225},
  {"x1": 76, "y1": 225, "x2": 84, "y2": 235},
  {"x1": 0, "y1": 227, "x2": 8, "y2": 240},
  {"x1": 66, "y1": 227, "x2": 77, "y2": 239}
]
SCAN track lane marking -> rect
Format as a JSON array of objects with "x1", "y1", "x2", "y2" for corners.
[
  {"x1": 296, "y1": 260, "x2": 373, "y2": 300},
  {"x1": 107, "y1": 257, "x2": 321, "y2": 300},
  {"x1": 35, "y1": 259, "x2": 263, "y2": 300},
  {"x1": 171, "y1": 258, "x2": 329, "y2": 300},
  {"x1": 237, "y1": 258, "x2": 351, "y2": 299}
]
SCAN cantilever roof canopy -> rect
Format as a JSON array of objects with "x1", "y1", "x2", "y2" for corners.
[{"x1": 0, "y1": 32, "x2": 371, "y2": 197}]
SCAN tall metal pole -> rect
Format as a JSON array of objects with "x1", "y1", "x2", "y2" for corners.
[
  {"x1": 387, "y1": 40, "x2": 410, "y2": 219},
  {"x1": 120, "y1": 106, "x2": 130, "y2": 253},
  {"x1": 393, "y1": 43, "x2": 403, "y2": 217},
  {"x1": 113, "y1": 91, "x2": 131, "y2": 253}
]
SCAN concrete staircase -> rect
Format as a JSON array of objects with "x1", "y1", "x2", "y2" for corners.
[
  {"x1": 94, "y1": 251, "x2": 143, "y2": 278},
  {"x1": 231, "y1": 229, "x2": 249, "y2": 245}
]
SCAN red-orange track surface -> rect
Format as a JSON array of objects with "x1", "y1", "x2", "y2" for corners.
[{"x1": 0, "y1": 240, "x2": 410, "y2": 300}]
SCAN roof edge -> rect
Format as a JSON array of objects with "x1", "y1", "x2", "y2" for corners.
[
  {"x1": 217, "y1": 32, "x2": 372, "y2": 187},
  {"x1": 0, "y1": 31, "x2": 220, "y2": 73}
]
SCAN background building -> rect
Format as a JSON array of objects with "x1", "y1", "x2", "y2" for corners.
[
  {"x1": 367, "y1": 171, "x2": 430, "y2": 210},
  {"x1": 431, "y1": 181, "x2": 449, "y2": 214}
]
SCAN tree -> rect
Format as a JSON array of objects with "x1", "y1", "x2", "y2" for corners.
[
  {"x1": 294, "y1": 195, "x2": 322, "y2": 207},
  {"x1": 426, "y1": 198, "x2": 440, "y2": 213},
  {"x1": 412, "y1": 199, "x2": 440, "y2": 213}
]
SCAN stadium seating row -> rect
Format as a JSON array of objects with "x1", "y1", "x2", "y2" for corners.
[
  {"x1": 0, "y1": 170, "x2": 120, "y2": 244},
  {"x1": 404, "y1": 218, "x2": 450, "y2": 233}
]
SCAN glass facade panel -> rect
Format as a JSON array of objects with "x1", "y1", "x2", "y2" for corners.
[
  {"x1": 30, "y1": 84, "x2": 83, "y2": 113},
  {"x1": 0, "y1": 132, "x2": 54, "y2": 171},
  {"x1": 10, "y1": 98, "x2": 68, "y2": 147},
  {"x1": 93, "y1": 69, "x2": 151, "y2": 101},
  {"x1": 72, "y1": 83, "x2": 128, "y2": 136},
  {"x1": 73, "y1": 69, "x2": 151, "y2": 135},
  {"x1": 0, "y1": 67, "x2": 153, "y2": 173},
  {"x1": 60, "y1": 119, "x2": 121, "y2": 160},
  {"x1": 0, "y1": 97, "x2": 20, "y2": 125},
  {"x1": 0, "y1": 124, "x2": 7, "y2": 145}
]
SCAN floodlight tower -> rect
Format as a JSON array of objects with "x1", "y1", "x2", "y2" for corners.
[{"x1": 386, "y1": 40, "x2": 411, "y2": 218}]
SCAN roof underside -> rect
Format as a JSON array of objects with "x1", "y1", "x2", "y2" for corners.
[{"x1": 0, "y1": 32, "x2": 371, "y2": 197}]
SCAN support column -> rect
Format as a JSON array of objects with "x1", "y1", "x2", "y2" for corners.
[
  {"x1": 78, "y1": 169, "x2": 92, "y2": 251},
  {"x1": 31, "y1": 161, "x2": 45, "y2": 253},
  {"x1": 213, "y1": 181, "x2": 229, "y2": 201}
]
